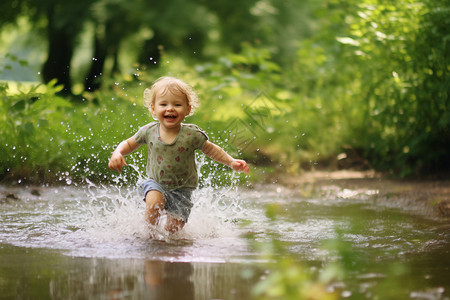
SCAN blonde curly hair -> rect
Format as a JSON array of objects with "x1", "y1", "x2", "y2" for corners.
[{"x1": 143, "y1": 76, "x2": 200, "y2": 117}]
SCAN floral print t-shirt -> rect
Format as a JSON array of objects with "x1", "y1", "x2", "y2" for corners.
[{"x1": 133, "y1": 122, "x2": 208, "y2": 190}]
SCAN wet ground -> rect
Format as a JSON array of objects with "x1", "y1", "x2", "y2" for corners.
[
  {"x1": 1, "y1": 171, "x2": 449, "y2": 299},
  {"x1": 277, "y1": 170, "x2": 450, "y2": 220}
]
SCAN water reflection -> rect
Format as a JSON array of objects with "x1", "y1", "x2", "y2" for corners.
[
  {"x1": 145, "y1": 261, "x2": 194, "y2": 300},
  {"x1": 0, "y1": 244, "x2": 256, "y2": 299}
]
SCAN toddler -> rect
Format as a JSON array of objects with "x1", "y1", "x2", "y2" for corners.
[{"x1": 108, "y1": 77, "x2": 249, "y2": 233}]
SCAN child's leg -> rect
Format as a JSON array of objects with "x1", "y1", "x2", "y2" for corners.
[
  {"x1": 145, "y1": 190, "x2": 185, "y2": 233},
  {"x1": 145, "y1": 190, "x2": 165, "y2": 226},
  {"x1": 165, "y1": 216, "x2": 185, "y2": 233}
]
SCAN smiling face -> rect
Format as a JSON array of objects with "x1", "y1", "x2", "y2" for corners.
[{"x1": 150, "y1": 90, "x2": 191, "y2": 130}]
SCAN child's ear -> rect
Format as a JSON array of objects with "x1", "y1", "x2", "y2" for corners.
[
  {"x1": 150, "y1": 103, "x2": 157, "y2": 119},
  {"x1": 187, "y1": 105, "x2": 192, "y2": 116}
]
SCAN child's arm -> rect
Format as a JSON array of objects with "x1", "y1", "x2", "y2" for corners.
[
  {"x1": 202, "y1": 141, "x2": 249, "y2": 174},
  {"x1": 108, "y1": 137, "x2": 140, "y2": 172}
]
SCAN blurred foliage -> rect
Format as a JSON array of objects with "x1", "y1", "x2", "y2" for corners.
[
  {"x1": 330, "y1": 0, "x2": 450, "y2": 176},
  {"x1": 251, "y1": 255, "x2": 338, "y2": 300},
  {"x1": 0, "y1": 0, "x2": 449, "y2": 181}
]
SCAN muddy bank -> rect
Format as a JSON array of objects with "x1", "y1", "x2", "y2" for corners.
[{"x1": 275, "y1": 170, "x2": 450, "y2": 221}]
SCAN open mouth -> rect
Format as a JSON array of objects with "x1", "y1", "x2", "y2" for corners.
[{"x1": 164, "y1": 115, "x2": 177, "y2": 119}]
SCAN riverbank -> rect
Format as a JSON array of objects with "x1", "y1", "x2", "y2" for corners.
[{"x1": 274, "y1": 170, "x2": 450, "y2": 221}]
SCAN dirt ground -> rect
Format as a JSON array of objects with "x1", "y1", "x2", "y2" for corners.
[{"x1": 275, "y1": 170, "x2": 450, "y2": 222}]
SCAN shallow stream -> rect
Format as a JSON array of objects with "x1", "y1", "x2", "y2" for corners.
[{"x1": 0, "y1": 179, "x2": 449, "y2": 299}]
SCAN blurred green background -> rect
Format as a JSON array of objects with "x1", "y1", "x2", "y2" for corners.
[{"x1": 1, "y1": 0, "x2": 449, "y2": 184}]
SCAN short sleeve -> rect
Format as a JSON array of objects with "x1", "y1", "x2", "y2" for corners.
[
  {"x1": 190, "y1": 125, "x2": 208, "y2": 150},
  {"x1": 133, "y1": 123, "x2": 156, "y2": 144}
]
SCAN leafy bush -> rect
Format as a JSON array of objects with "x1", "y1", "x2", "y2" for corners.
[
  {"x1": 326, "y1": 0, "x2": 450, "y2": 175},
  {"x1": 0, "y1": 79, "x2": 149, "y2": 183},
  {"x1": 1, "y1": 80, "x2": 71, "y2": 182}
]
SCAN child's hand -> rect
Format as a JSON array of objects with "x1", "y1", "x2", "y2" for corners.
[
  {"x1": 107, "y1": 138, "x2": 139, "y2": 173},
  {"x1": 108, "y1": 152, "x2": 127, "y2": 172},
  {"x1": 231, "y1": 159, "x2": 250, "y2": 174}
]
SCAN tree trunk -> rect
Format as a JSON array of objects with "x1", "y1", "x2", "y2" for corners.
[
  {"x1": 42, "y1": 28, "x2": 74, "y2": 96},
  {"x1": 84, "y1": 28, "x2": 107, "y2": 92},
  {"x1": 137, "y1": 30, "x2": 168, "y2": 69},
  {"x1": 41, "y1": 5, "x2": 75, "y2": 97}
]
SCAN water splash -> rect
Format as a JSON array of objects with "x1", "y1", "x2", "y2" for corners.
[{"x1": 77, "y1": 155, "x2": 247, "y2": 247}]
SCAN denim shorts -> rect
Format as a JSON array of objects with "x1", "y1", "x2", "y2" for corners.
[{"x1": 140, "y1": 179, "x2": 194, "y2": 222}]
